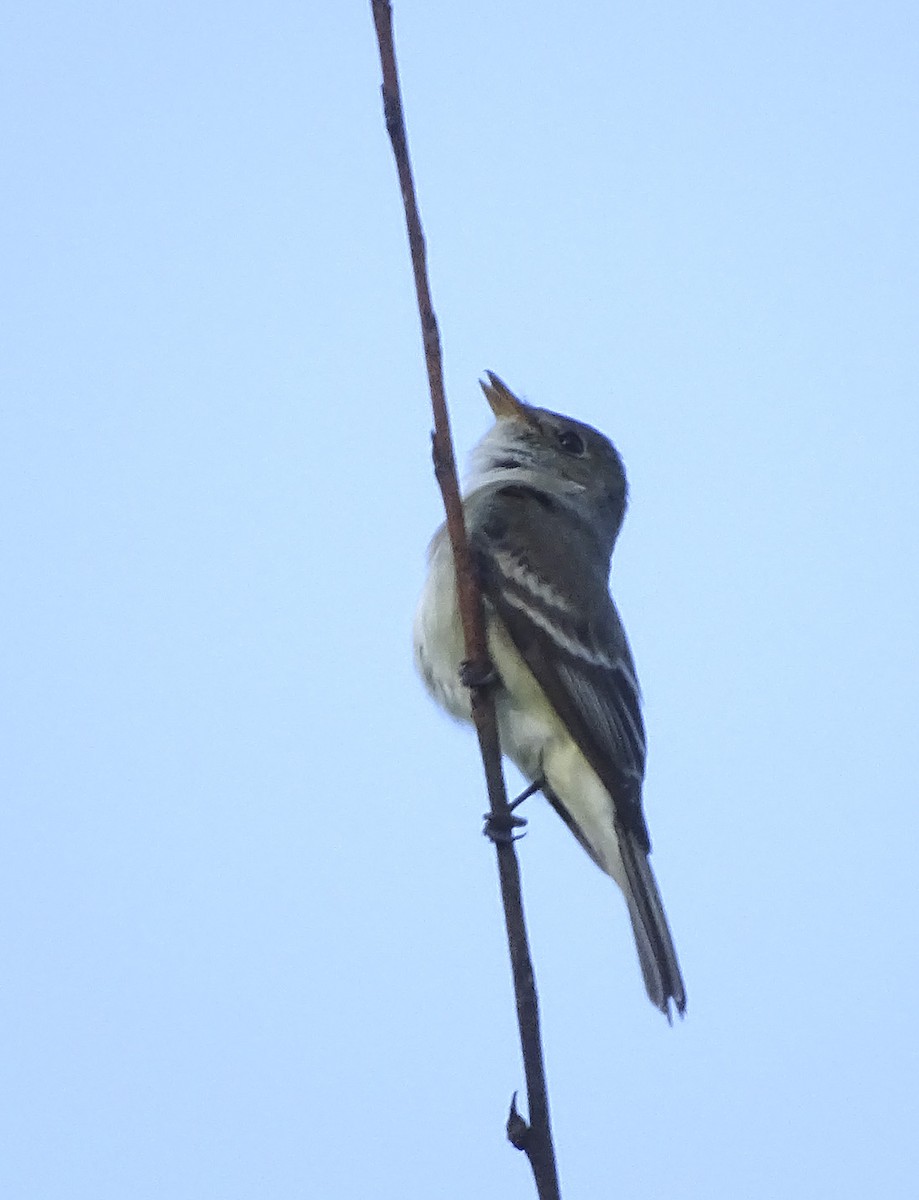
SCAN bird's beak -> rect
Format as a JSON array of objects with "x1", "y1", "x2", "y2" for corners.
[{"x1": 480, "y1": 372, "x2": 534, "y2": 423}]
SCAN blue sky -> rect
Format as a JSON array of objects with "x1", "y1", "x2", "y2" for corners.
[{"x1": 2, "y1": 2, "x2": 918, "y2": 1197}]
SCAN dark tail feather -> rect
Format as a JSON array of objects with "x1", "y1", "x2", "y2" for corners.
[
  {"x1": 617, "y1": 825, "x2": 686, "y2": 1020},
  {"x1": 544, "y1": 785, "x2": 686, "y2": 1018}
]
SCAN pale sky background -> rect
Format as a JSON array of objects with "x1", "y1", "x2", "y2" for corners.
[{"x1": 3, "y1": 2, "x2": 918, "y2": 1198}]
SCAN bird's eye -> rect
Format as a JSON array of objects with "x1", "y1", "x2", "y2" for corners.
[{"x1": 556, "y1": 430, "x2": 585, "y2": 456}]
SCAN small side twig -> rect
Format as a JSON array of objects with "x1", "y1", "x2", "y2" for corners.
[{"x1": 369, "y1": 4, "x2": 561, "y2": 1198}]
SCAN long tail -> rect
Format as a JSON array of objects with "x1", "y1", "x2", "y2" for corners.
[{"x1": 617, "y1": 824, "x2": 686, "y2": 1020}]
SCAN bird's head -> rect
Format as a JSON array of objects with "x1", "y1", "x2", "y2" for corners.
[{"x1": 468, "y1": 371, "x2": 629, "y2": 552}]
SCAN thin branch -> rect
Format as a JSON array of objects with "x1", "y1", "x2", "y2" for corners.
[{"x1": 370, "y1": 4, "x2": 561, "y2": 1197}]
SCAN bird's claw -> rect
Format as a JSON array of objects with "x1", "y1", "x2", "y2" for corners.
[
  {"x1": 483, "y1": 811, "x2": 528, "y2": 844},
  {"x1": 459, "y1": 658, "x2": 498, "y2": 689}
]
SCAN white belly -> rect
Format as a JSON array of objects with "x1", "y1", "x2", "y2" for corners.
[
  {"x1": 412, "y1": 534, "x2": 472, "y2": 722},
  {"x1": 413, "y1": 537, "x2": 625, "y2": 889}
]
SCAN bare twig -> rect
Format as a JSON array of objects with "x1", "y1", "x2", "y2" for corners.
[{"x1": 370, "y1": 4, "x2": 561, "y2": 1197}]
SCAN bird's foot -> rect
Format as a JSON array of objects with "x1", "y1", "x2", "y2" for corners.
[
  {"x1": 483, "y1": 810, "x2": 528, "y2": 844},
  {"x1": 482, "y1": 777, "x2": 545, "y2": 843},
  {"x1": 459, "y1": 658, "x2": 498, "y2": 690}
]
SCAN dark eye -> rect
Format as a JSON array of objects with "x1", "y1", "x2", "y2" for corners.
[{"x1": 556, "y1": 429, "x2": 585, "y2": 456}]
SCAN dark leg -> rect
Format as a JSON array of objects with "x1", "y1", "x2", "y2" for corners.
[{"x1": 509, "y1": 778, "x2": 544, "y2": 811}]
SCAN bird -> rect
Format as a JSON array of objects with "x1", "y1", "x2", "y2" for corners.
[{"x1": 413, "y1": 372, "x2": 686, "y2": 1018}]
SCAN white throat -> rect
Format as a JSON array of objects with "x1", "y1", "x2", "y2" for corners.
[{"x1": 465, "y1": 423, "x2": 586, "y2": 500}]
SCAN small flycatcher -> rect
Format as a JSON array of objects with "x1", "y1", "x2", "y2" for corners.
[{"x1": 414, "y1": 373, "x2": 686, "y2": 1019}]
